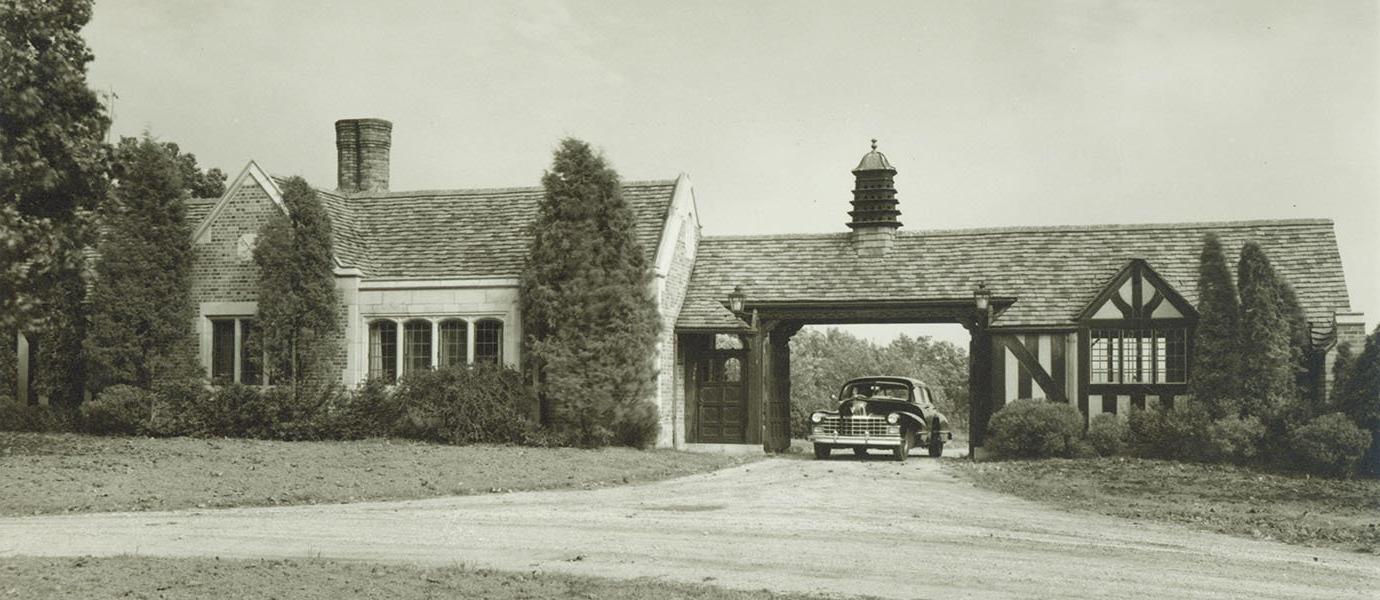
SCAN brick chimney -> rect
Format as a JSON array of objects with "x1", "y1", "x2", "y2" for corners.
[
  {"x1": 335, "y1": 118, "x2": 392, "y2": 193},
  {"x1": 848, "y1": 139, "x2": 902, "y2": 257}
]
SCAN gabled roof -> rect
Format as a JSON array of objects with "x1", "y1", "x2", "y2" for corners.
[
  {"x1": 183, "y1": 164, "x2": 680, "y2": 281},
  {"x1": 183, "y1": 197, "x2": 218, "y2": 226},
  {"x1": 317, "y1": 180, "x2": 677, "y2": 279},
  {"x1": 677, "y1": 219, "x2": 1351, "y2": 330}
]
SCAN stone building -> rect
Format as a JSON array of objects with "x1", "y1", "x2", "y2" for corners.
[{"x1": 9, "y1": 118, "x2": 1365, "y2": 451}]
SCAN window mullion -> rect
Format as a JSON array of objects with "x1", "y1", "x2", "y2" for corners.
[
  {"x1": 466, "y1": 318, "x2": 476, "y2": 365},
  {"x1": 233, "y1": 319, "x2": 243, "y2": 384},
  {"x1": 394, "y1": 319, "x2": 404, "y2": 380}
]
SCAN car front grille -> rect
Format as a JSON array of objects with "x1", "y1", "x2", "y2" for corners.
[{"x1": 816, "y1": 415, "x2": 894, "y2": 437}]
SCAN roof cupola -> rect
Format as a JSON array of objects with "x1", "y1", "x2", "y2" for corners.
[{"x1": 848, "y1": 139, "x2": 902, "y2": 257}]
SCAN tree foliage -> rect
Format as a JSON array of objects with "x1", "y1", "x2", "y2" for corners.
[
  {"x1": 1333, "y1": 327, "x2": 1380, "y2": 477},
  {"x1": 252, "y1": 176, "x2": 339, "y2": 394},
  {"x1": 0, "y1": 0, "x2": 110, "y2": 331},
  {"x1": 85, "y1": 136, "x2": 200, "y2": 392},
  {"x1": 112, "y1": 137, "x2": 225, "y2": 198},
  {"x1": 1236, "y1": 242, "x2": 1298, "y2": 416},
  {"x1": 790, "y1": 328, "x2": 968, "y2": 436},
  {"x1": 1189, "y1": 234, "x2": 1242, "y2": 417},
  {"x1": 520, "y1": 138, "x2": 661, "y2": 447}
]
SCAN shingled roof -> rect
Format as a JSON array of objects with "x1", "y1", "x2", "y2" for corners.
[
  {"x1": 315, "y1": 180, "x2": 677, "y2": 279},
  {"x1": 677, "y1": 219, "x2": 1351, "y2": 330}
]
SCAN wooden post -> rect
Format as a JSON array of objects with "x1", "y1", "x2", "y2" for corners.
[{"x1": 746, "y1": 325, "x2": 766, "y2": 447}]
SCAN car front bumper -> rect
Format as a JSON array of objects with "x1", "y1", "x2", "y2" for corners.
[{"x1": 808, "y1": 434, "x2": 902, "y2": 447}]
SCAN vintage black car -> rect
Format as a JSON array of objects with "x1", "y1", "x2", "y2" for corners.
[{"x1": 808, "y1": 376, "x2": 952, "y2": 461}]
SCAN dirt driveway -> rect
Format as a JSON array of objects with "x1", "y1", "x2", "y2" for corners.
[{"x1": 1, "y1": 453, "x2": 1375, "y2": 599}]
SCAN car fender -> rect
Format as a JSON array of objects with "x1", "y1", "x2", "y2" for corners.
[{"x1": 893, "y1": 412, "x2": 926, "y2": 430}]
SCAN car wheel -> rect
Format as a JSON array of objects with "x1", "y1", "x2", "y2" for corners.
[
  {"x1": 894, "y1": 430, "x2": 912, "y2": 462},
  {"x1": 927, "y1": 439, "x2": 945, "y2": 458},
  {"x1": 852, "y1": 447, "x2": 868, "y2": 458},
  {"x1": 927, "y1": 417, "x2": 945, "y2": 457},
  {"x1": 813, "y1": 444, "x2": 831, "y2": 459}
]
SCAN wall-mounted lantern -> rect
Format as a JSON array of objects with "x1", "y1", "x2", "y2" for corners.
[
  {"x1": 973, "y1": 282, "x2": 991, "y2": 312},
  {"x1": 728, "y1": 285, "x2": 747, "y2": 314}
]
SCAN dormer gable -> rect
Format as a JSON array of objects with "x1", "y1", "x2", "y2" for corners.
[{"x1": 1077, "y1": 259, "x2": 1197, "y2": 323}]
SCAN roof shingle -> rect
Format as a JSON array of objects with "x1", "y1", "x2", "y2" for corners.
[{"x1": 677, "y1": 219, "x2": 1351, "y2": 330}]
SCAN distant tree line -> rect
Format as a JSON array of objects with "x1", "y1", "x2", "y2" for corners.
[{"x1": 789, "y1": 328, "x2": 969, "y2": 437}]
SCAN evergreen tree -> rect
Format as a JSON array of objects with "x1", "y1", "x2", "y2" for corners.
[
  {"x1": 520, "y1": 139, "x2": 661, "y2": 447},
  {"x1": 1189, "y1": 234, "x2": 1242, "y2": 417},
  {"x1": 1236, "y1": 242, "x2": 1298, "y2": 416},
  {"x1": 1330, "y1": 341, "x2": 1355, "y2": 412},
  {"x1": 1334, "y1": 327, "x2": 1380, "y2": 476},
  {"x1": 85, "y1": 136, "x2": 199, "y2": 392},
  {"x1": 252, "y1": 177, "x2": 339, "y2": 395},
  {"x1": 1276, "y1": 279, "x2": 1315, "y2": 406},
  {"x1": 0, "y1": 0, "x2": 110, "y2": 331}
]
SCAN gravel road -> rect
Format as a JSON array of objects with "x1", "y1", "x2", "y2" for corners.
[{"x1": 1, "y1": 453, "x2": 1375, "y2": 599}]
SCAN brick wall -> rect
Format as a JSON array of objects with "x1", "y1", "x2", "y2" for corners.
[{"x1": 191, "y1": 182, "x2": 279, "y2": 306}]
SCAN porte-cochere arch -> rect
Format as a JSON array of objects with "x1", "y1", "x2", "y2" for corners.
[{"x1": 673, "y1": 143, "x2": 1358, "y2": 454}]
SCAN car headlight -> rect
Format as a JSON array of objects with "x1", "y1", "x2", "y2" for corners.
[
  {"x1": 811, "y1": 412, "x2": 823, "y2": 423},
  {"x1": 886, "y1": 413, "x2": 900, "y2": 424}
]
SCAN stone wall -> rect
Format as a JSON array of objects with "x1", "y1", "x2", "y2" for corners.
[{"x1": 656, "y1": 216, "x2": 698, "y2": 447}]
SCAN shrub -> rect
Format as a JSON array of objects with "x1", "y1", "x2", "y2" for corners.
[
  {"x1": 0, "y1": 399, "x2": 75, "y2": 432},
  {"x1": 187, "y1": 383, "x2": 263, "y2": 437},
  {"x1": 987, "y1": 399, "x2": 1085, "y2": 458},
  {"x1": 1288, "y1": 413, "x2": 1372, "y2": 477},
  {"x1": 315, "y1": 378, "x2": 400, "y2": 440},
  {"x1": 1207, "y1": 415, "x2": 1265, "y2": 464},
  {"x1": 146, "y1": 378, "x2": 210, "y2": 437},
  {"x1": 79, "y1": 385, "x2": 155, "y2": 435},
  {"x1": 1086, "y1": 413, "x2": 1128, "y2": 456},
  {"x1": 1126, "y1": 403, "x2": 1214, "y2": 461},
  {"x1": 612, "y1": 400, "x2": 660, "y2": 449},
  {"x1": 391, "y1": 364, "x2": 535, "y2": 445}
]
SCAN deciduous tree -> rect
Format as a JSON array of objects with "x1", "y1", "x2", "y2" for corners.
[
  {"x1": 252, "y1": 177, "x2": 339, "y2": 395},
  {"x1": 521, "y1": 139, "x2": 661, "y2": 447},
  {"x1": 0, "y1": 0, "x2": 110, "y2": 331}
]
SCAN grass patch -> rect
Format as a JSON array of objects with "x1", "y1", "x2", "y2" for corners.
[
  {"x1": 948, "y1": 457, "x2": 1380, "y2": 552},
  {"x1": 0, "y1": 556, "x2": 858, "y2": 600},
  {"x1": 0, "y1": 432, "x2": 758, "y2": 516}
]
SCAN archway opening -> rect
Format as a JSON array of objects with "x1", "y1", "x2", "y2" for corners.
[{"x1": 789, "y1": 323, "x2": 971, "y2": 458}]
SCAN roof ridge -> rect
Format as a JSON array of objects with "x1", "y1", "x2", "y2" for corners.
[
  {"x1": 338, "y1": 178, "x2": 677, "y2": 199},
  {"x1": 904, "y1": 218, "x2": 1335, "y2": 237},
  {"x1": 699, "y1": 219, "x2": 1335, "y2": 243}
]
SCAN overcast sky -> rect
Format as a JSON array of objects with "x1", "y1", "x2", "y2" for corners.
[{"x1": 84, "y1": 0, "x2": 1378, "y2": 347}]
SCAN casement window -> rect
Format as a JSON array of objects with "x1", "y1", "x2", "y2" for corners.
[
  {"x1": 1090, "y1": 328, "x2": 1186, "y2": 384},
  {"x1": 438, "y1": 319, "x2": 467, "y2": 367},
  {"x1": 368, "y1": 320, "x2": 398, "y2": 382},
  {"x1": 368, "y1": 316, "x2": 504, "y2": 380},
  {"x1": 403, "y1": 319, "x2": 432, "y2": 373},
  {"x1": 209, "y1": 317, "x2": 264, "y2": 385},
  {"x1": 475, "y1": 319, "x2": 503, "y2": 364}
]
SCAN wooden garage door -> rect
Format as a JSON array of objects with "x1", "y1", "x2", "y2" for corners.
[{"x1": 694, "y1": 351, "x2": 746, "y2": 443}]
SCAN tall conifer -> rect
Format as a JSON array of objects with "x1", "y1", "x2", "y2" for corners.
[
  {"x1": 1189, "y1": 234, "x2": 1242, "y2": 417},
  {"x1": 85, "y1": 137, "x2": 199, "y2": 391},
  {"x1": 1237, "y1": 242, "x2": 1297, "y2": 416},
  {"x1": 252, "y1": 177, "x2": 339, "y2": 395},
  {"x1": 521, "y1": 139, "x2": 661, "y2": 447}
]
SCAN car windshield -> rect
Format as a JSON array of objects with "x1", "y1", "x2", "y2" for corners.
[{"x1": 841, "y1": 381, "x2": 911, "y2": 402}]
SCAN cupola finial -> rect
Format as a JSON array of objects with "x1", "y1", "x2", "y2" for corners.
[{"x1": 871, "y1": 138, "x2": 878, "y2": 151}]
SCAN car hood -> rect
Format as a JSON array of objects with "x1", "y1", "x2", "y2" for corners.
[{"x1": 830, "y1": 398, "x2": 921, "y2": 418}]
